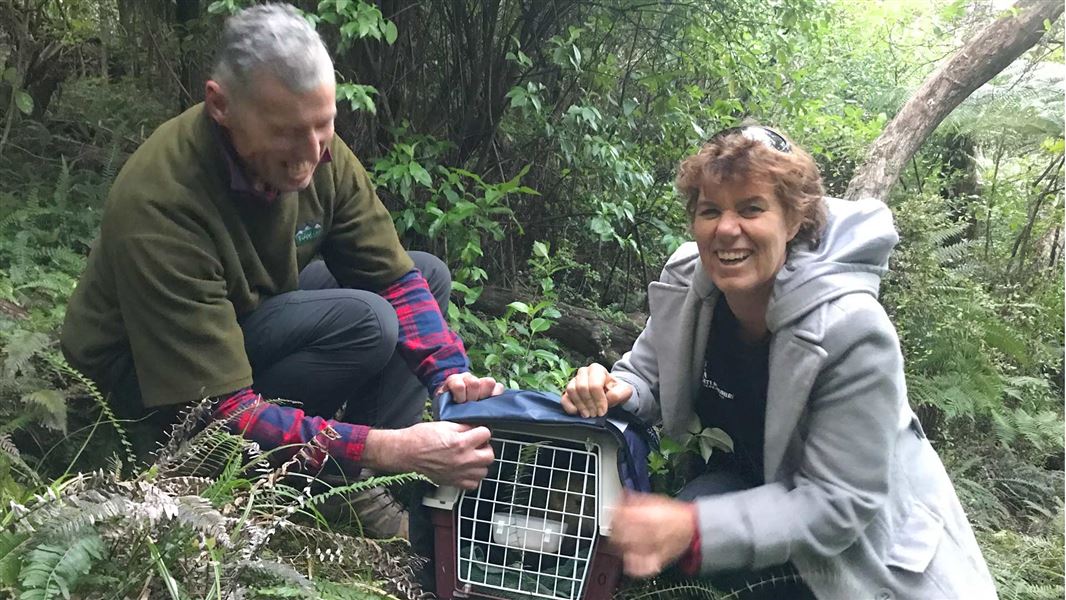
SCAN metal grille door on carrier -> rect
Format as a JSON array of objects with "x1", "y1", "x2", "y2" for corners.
[{"x1": 425, "y1": 422, "x2": 627, "y2": 600}]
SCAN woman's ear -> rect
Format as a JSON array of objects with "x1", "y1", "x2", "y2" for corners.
[{"x1": 786, "y1": 213, "x2": 803, "y2": 242}]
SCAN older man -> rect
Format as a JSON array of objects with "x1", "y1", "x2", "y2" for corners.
[{"x1": 61, "y1": 4, "x2": 499, "y2": 537}]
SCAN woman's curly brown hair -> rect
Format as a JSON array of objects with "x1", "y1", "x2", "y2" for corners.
[{"x1": 676, "y1": 126, "x2": 827, "y2": 249}]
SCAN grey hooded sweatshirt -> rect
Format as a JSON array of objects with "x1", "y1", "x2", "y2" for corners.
[{"x1": 613, "y1": 197, "x2": 996, "y2": 599}]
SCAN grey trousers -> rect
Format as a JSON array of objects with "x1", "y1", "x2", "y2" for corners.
[{"x1": 240, "y1": 251, "x2": 451, "y2": 429}]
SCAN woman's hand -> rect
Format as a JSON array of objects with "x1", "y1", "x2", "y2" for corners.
[
  {"x1": 609, "y1": 492, "x2": 698, "y2": 578},
  {"x1": 438, "y1": 372, "x2": 505, "y2": 403},
  {"x1": 561, "y1": 363, "x2": 633, "y2": 418}
]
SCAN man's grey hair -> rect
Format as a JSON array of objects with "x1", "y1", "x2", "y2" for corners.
[{"x1": 212, "y1": 3, "x2": 334, "y2": 96}]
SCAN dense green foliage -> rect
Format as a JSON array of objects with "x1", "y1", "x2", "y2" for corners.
[{"x1": 1, "y1": 0, "x2": 1062, "y2": 597}]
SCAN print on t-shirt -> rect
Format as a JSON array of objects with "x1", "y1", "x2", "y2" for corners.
[{"x1": 701, "y1": 364, "x2": 735, "y2": 400}]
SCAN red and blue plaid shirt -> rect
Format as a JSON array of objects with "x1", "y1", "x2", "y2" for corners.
[{"x1": 213, "y1": 268, "x2": 470, "y2": 477}]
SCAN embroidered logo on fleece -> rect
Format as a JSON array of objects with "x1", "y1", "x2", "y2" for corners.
[{"x1": 294, "y1": 221, "x2": 323, "y2": 247}]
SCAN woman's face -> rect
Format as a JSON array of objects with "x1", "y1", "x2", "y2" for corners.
[{"x1": 692, "y1": 176, "x2": 800, "y2": 299}]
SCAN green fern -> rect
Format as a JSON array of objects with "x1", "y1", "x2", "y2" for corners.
[
  {"x1": 47, "y1": 356, "x2": 135, "y2": 468},
  {"x1": 305, "y1": 471, "x2": 427, "y2": 510},
  {"x1": 1, "y1": 329, "x2": 49, "y2": 378},
  {"x1": 926, "y1": 220, "x2": 969, "y2": 247},
  {"x1": 18, "y1": 532, "x2": 105, "y2": 600},
  {"x1": 0, "y1": 433, "x2": 41, "y2": 485},
  {"x1": 931, "y1": 238, "x2": 977, "y2": 266},
  {"x1": 0, "y1": 531, "x2": 31, "y2": 587}
]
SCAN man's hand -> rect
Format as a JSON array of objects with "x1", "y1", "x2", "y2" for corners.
[
  {"x1": 439, "y1": 372, "x2": 505, "y2": 403},
  {"x1": 561, "y1": 363, "x2": 633, "y2": 418},
  {"x1": 365, "y1": 421, "x2": 494, "y2": 489},
  {"x1": 609, "y1": 492, "x2": 697, "y2": 578}
]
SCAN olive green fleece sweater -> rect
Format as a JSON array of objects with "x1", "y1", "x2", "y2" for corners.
[{"x1": 61, "y1": 104, "x2": 413, "y2": 407}]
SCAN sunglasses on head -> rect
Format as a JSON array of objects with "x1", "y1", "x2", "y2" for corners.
[{"x1": 707, "y1": 125, "x2": 791, "y2": 153}]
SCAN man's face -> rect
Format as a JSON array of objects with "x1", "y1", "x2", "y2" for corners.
[{"x1": 207, "y1": 74, "x2": 336, "y2": 193}]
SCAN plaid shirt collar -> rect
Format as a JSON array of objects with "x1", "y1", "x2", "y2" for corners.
[{"x1": 211, "y1": 120, "x2": 332, "y2": 203}]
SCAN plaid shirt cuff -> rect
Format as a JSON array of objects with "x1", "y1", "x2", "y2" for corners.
[
  {"x1": 380, "y1": 269, "x2": 470, "y2": 392},
  {"x1": 214, "y1": 388, "x2": 369, "y2": 477}
]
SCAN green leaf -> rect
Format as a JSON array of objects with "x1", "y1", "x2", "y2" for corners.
[
  {"x1": 529, "y1": 318, "x2": 551, "y2": 334},
  {"x1": 2, "y1": 67, "x2": 17, "y2": 85},
  {"x1": 589, "y1": 216, "x2": 614, "y2": 240},
  {"x1": 14, "y1": 91, "x2": 33, "y2": 115},
  {"x1": 658, "y1": 437, "x2": 684, "y2": 458},
  {"x1": 384, "y1": 21, "x2": 398, "y2": 44},
  {"x1": 506, "y1": 86, "x2": 528, "y2": 108},
  {"x1": 507, "y1": 301, "x2": 530, "y2": 315},
  {"x1": 570, "y1": 44, "x2": 582, "y2": 69},
  {"x1": 532, "y1": 241, "x2": 549, "y2": 259},
  {"x1": 408, "y1": 163, "x2": 433, "y2": 188},
  {"x1": 697, "y1": 427, "x2": 734, "y2": 463}
]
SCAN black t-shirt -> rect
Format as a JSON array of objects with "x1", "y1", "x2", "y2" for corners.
[{"x1": 696, "y1": 295, "x2": 771, "y2": 486}]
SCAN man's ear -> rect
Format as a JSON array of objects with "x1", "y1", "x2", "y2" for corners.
[{"x1": 204, "y1": 80, "x2": 229, "y2": 125}]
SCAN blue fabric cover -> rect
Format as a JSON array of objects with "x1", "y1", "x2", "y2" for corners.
[
  {"x1": 437, "y1": 389, "x2": 652, "y2": 492},
  {"x1": 437, "y1": 388, "x2": 601, "y2": 425}
]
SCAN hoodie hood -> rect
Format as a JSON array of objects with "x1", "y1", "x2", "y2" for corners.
[{"x1": 765, "y1": 197, "x2": 899, "y2": 332}]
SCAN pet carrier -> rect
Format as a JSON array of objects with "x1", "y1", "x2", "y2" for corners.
[{"x1": 424, "y1": 390, "x2": 651, "y2": 600}]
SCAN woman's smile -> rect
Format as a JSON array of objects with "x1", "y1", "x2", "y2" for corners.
[{"x1": 692, "y1": 176, "x2": 799, "y2": 299}]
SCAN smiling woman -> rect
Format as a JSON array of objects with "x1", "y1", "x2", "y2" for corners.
[
  {"x1": 560, "y1": 125, "x2": 997, "y2": 599},
  {"x1": 676, "y1": 128, "x2": 822, "y2": 341}
]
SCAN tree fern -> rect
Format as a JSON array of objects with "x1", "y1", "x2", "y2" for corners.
[{"x1": 18, "y1": 532, "x2": 105, "y2": 600}]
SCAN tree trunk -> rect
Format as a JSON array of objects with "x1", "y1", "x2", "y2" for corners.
[{"x1": 844, "y1": 0, "x2": 1063, "y2": 203}]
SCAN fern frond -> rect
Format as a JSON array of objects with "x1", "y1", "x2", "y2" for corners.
[
  {"x1": 46, "y1": 355, "x2": 135, "y2": 468},
  {"x1": 156, "y1": 476, "x2": 217, "y2": 497},
  {"x1": 0, "y1": 530, "x2": 31, "y2": 584},
  {"x1": 932, "y1": 239, "x2": 977, "y2": 266},
  {"x1": 1, "y1": 329, "x2": 49, "y2": 378},
  {"x1": 0, "y1": 433, "x2": 42, "y2": 484},
  {"x1": 270, "y1": 521, "x2": 427, "y2": 599},
  {"x1": 236, "y1": 559, "x2": 313, "y2": 589},
  {"x1": 306, "y1": 472, "x2": 428, "y2": 509},
  {"x1": 51, "y1": 159, "x2": 72, "y2": 214},
  {"x1": 158, "y1": 427, "x2": 247, "y2": 479},
  {"x1": 18, "y1": 532, "x2": 105, "y2": 600},
  {"x1": 927, "y1": 220, "x2": 970, "y2": 247},
  {"x1": 173, "y1": 495, "x2": 231, "y2": 547},
  {"x1": 157, "y1": 397, "x2": 217, "y2": 465},
  {"x1": 101, "y1": 142, "x2": 121, "y2": 183}
]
